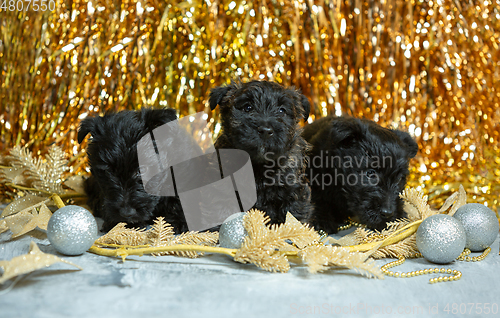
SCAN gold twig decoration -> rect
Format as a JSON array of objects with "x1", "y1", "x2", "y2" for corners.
[
  {"x1": 89, "y1": 210, "x2": 383, "y2": 278},
  {"x1": 344, "y1": 220, "x2": 422, "y2": 253},
  {"x1": 89, "y1": 245, "x2": 237, "y2": 261},
  {"x1": 3, "y1": 145, "x2": 68, "y2": 194},
  {"x1": 95, "y1": 223, "x2": 149, "y2": 246},
  {"x1": 233, "y1": 210, "x2": 321, "y2": 273},
  {"x1": 299, "y1": 244, "x2": 383, "y2": 278}
]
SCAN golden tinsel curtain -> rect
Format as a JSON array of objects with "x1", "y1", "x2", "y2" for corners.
[{"x1": 1, "y1": 0, "x2": 499, "y2": 212}]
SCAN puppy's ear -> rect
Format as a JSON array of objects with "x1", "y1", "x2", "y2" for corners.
[
  {"x1": 142, "y1": 108, "x2": 177, "y2": 130},
  {"x1": 209, "y1": 84, "x2": 234, "y2": 110},
  {"x1": 393, "y1": 130, "x2": 419, "y2": 158},
  {"x1": 78, "y1": 116, "x2": 99, "y2": 143},
  {"x1": 299, "y1": 94, "x2": 311, "y2": 121},
  {"x1": 328, "y1": 118, "x2": 364, "y2": 148}
]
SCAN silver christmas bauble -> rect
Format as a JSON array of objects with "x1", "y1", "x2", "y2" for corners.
[
  {"x1": 453, "y1": 203, "x2": 499, "y2": 252},
  {"x1": 47, "y1": 205, "x2": 98, "y2": 255},
  {"x1": 219, "y1": 212, "x2": 248, "y2": 249},
  {"x1": 416, "y1": 214, "x2": 466, "y2": 264}
]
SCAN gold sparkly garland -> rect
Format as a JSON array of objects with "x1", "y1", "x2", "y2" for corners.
[
  {"x1": 456, "y1": 247, "x2": 491, "y2": 262},
  {"x1": 381, "y1": 255, "x2": 463, "y2": 284},
  {"x1": 377, "y1": 242, "x2": 492, "y2": 284},
  {"x1": 336, "y1": 218, "x2": 367, "y2": 232},
  {"x1": 381, "y1": 248, "x2": 492, "y2": 284}
]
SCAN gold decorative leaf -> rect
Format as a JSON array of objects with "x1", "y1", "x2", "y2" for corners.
[
  {"x1": 63, "y1": 175, "x2": 86, "y2": 194},
  {"x1": 95, "y1": 223, "x2": 148, "y2": 246},
  {"x1": 1, "y1": 194, "x2": 49, "y2": 218},
  {"x1": 147, "y1": 216, "x2": 175, "y2": 247},
  {"x1": 44, "y1": 146, "x2": 69, "y2": 192},
  {"x1": 148, "y1": 217, "x2": 218, "y2": 258},
  {"x1": 3, "y1": 203, "x2": 53, "y2": 238},
  {"x1": 325, "y1": 232, "x2": 359, "y2": 247},
  {"x1": 5, "y1": 145, "x2": 67, "y2": 194},
  {"x1": 0, "y1": 241, "x2": 82, "y2": 284},
  {"x1": 273, "y1": 212, "x2": 321, "y2": 249},
  {"x1": 0, "y1": 219, "x2": 8, "y2": 234},
  {"x1": 94, "y1": 217, "x2": 219, "y2": 258},
  {"x1": 440, "y1": 185, "x2": 467, "y2": 216},
  {"x1": 400, "y1": 188, "x2": 434, "y2": 220},
  {"x1": 6, "y1": 146, "x2": 46, "y2": 187},
  {"x1": 370, "y1": 235, "x2": 418, "y2": 259},
  {"x1": 0, "y1": 166, "x2": 25, "y2": 185},
  {"x1": 299, "y1": 245, "x2": 383, "y2": 279},
  {"x1": 150, "y1": 231, "x2": 219, "y2": 258},
  {"x1": 233, "y1": 210, "x2": 320, "y2": 273},
  {"x1": 4, "y1": 210, "x2": 34, "y2": 236}
]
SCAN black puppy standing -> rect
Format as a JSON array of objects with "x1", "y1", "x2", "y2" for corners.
[
  {"x1": 78, "y1": 108, "x2": 188, "y2": 233},
  {"x1": 209, "y1": 80, "x2": 312, "y2": 224},
  {"x1": 303, "y1": 116, "x2": 418, "y2": 233}
]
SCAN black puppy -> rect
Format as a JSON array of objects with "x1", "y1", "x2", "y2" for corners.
[
  {"x1": 303, "y1": 116, "x2": 418, "y2": 233},
  {"x1": 209, "y1": 80, "x2": 312, "y2": 224},
  {"x1": 78, "y1": 108, "x2": 188, "y2": 233}
]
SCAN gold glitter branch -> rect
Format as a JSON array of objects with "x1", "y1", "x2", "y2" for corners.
[
  {"x1": 1, "y1": 145, "x2": 68, "y2": 194},
  {"x1": 94, "y1": 217, "x2": 219, "y2": 259},
  {"x1": 90, "y1": 210, "x2": 383, "y2": 278},
  {"x1": 233, "y1": 210, "x2": 321, "y2": 273}
]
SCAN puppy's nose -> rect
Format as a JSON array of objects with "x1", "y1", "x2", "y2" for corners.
[
  {"x1": 258, "y1": 126, "x2": 274, "y2": 138},
  {"x1": 120, "y1": 207, "x2": 137, "y2": 218},
  {"x1": 380, "y1": 208, "x2": 394, "y2": 219}
]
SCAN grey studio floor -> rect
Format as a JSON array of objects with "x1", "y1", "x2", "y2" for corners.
[{"x1": 1, "y1": 208, "x2": 499, "y2": 318}]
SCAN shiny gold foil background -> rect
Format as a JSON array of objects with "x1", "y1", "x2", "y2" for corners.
[{"x1": 1, "y1": 0, "x2": 499, "y2": 216}]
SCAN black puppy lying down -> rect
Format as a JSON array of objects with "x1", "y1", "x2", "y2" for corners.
[{"x1": 303, "y1": 116, "x2": 418, "y2": 233}]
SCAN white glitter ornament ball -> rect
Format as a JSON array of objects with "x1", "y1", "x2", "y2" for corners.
[
  {"x1": 47, "y1": 205, "x2": 98, "y2": 255},
  {"x1": 219, "y1": 212, "x2": 248, "y2": 249},
  {"x1": 453, "y1": 203, "x2": 499, "y2": 252},
  {"x1": 416, "y1": 214, "x2": 466, "y2": 264}
]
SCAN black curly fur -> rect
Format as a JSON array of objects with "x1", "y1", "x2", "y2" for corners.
[
  {"x1": 78, "y1": 108, "x2": 188, "y2": 233},
  {"x1": 302, "y1": 116, "x2": 418, "y2": 233},
  {"x1": 210, "y1": 80, "x2": 312, "y2": 224}
]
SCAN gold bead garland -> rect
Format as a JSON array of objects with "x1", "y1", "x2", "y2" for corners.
[
  {"x1": 381, "y1": 255, "x2": 462, "y2": 284},
  {"x1": 456, "y1": 247, "x2": 491, "y2": 262},
  {"x1": 336, "y1": 223, "x2": 353, "y2": 232},
  {"x1": 382, "y1": 247, "x2": 491, "y2": 284},
  {"x1": 336, "y1": 218, "x2": 368, "y2": 232}
]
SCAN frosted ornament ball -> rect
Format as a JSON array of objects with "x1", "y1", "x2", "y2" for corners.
[
  {"x1": 218, "y1": 212, "x2": 248, "y2": 249},
  {"x1": 416, "y1": 214, "x2": 466, "y2": 264},
  {"x1": 47, "y1": 205, "x2": 98, "y2": 255},
  {"x1": 453, "y1": 203, "x2": 499, "y2": 252}
]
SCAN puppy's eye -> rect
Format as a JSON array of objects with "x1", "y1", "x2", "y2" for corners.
[
  {"x1": 366, "y1": 169, "x2": 377, "y2": 178},
  {"x1": 278, "y1": 107, "x2": 286, "y2": 115},
  {"x1": 244, "y1": 105, "x2": 254, "y2": 112}
]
